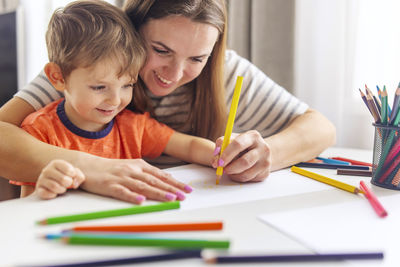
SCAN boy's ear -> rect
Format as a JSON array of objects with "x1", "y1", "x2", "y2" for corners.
[{"x1": 44, "y1": 62, "x2": 66, "y2": 91}]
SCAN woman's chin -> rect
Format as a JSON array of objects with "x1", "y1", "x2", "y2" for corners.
[{"x1": 148, "y1": 85, "x2": 176, "y2": 97}]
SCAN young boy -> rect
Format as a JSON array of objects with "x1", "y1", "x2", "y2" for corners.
[{"x1": 10, "y1": 0, "x2": 216, "y2": 202}]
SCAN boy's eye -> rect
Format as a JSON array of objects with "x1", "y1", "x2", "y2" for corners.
[
  {"x1": 90, "y1": 86, "x2": 105, "y2": 91},
  {"x1": 122, "y1": 83, "x2": 135, "y2": 89}
]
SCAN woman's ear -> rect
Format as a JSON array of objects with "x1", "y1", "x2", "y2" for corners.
[{"x1": 44, "y1": 62, "x2": 66, "y2": 92}]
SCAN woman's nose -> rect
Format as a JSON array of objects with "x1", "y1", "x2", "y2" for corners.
[{"x1": 165, "y1": 59, "x2": 184, "y2": 82}]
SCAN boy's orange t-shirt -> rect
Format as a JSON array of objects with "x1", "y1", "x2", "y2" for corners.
[{"x1": 10, "y1": 99, "x2": 174, "y2": 186}]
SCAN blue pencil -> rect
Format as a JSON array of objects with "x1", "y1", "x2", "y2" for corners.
[
  {"x1": 316, "y1": 157, "x2": 350, "y2": 165},
  {"x1": 28, "y1": 250, "x2": 202, "y2": 267},
  {"x1": 204, "y1": 252, "x2": 384, "y2": 263},
  {"x1": 295, "y1": 162, "x2": 370, "y2": 170}
]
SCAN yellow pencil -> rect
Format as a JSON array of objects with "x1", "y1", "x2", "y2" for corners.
[
  {"x1": 291, "y1": 166, "x2": 363, "y2": 194},
  {"x1": 216, "y1": 76, "x2": 244, "y2": 184}
]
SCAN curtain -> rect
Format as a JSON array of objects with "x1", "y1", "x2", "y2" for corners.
[
  {"x1": 229, "y1": 0, "x2": 400, "y2": 150},
  {"x1": 226, "y1": 0, "x2": 295, "y2": 93},
  {"x1": 295, "y1": 0, "x2": 400, "y2": 149},
  {"x1": 19, "y1": 0, "x2": 117, "y2": 86}
]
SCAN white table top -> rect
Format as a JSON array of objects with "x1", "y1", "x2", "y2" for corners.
[{"x1": 1, "y1": 147, "x2": 393, "y2": 267}]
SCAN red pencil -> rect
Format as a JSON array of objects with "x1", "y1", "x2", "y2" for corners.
[
  {"x1": 330, "y1": 157, "x2": 372, "y2": 167},
  {"x1": 359, "y1": 181, "x2": 387, "y2": 218},
  {"x1": 68, "y1": 222, "x2": 223, "y2": 233}
]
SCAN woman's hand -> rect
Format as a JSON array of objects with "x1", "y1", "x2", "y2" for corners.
[
  {"x1": 212, "y1": 130, "x2": 271, "y2": 182},
  {"x1": 79, "y1": 158, "x2": 192, "y2": 204},
  {"x1": 36, "y1": 159, "x2": 85, "y2": 200}
]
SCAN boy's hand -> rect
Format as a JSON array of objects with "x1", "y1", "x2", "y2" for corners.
[
  {"x1": 36, "y1": 159, "x2": 85, "y2": 199},
  {"x1": 79, "y1": 158, "x2": 191, "y2": 204}
]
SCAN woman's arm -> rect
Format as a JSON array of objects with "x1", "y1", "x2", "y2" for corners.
[
  {"x1": 217, "y1": 108, "x2": 335, "y2": 182},
  {"x1": 164, "y1": 132, "x2": 215, "y2": 166},
  {"x1": 219, "y1": 51, "x2": 336, "y2": 182},
  {"x1": 0, "y1": 97, "x2": 192, "y2": 203}
]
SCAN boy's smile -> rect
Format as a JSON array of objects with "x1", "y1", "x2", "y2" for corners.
[{"x1": 62, "y1": 58, "x2": 135, "y2": 132}]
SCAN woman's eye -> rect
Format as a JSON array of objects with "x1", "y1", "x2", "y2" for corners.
[
  {"x1": 153, "y1": 47, "x2": 169, "y2": 54},
  {"x1": 90, "y1": 86, "x2": 105, "y2": 91},
  {"x1": 191, "y1": 57, "x2": 203, "y2": 63}
]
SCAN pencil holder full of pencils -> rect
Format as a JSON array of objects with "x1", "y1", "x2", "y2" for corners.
[{"x1": 371, "y1": 123, "x2": 400, "y2": 189}]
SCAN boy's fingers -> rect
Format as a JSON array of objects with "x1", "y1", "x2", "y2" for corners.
[
  {"x1": 38, "y1": 178, "x2": 68, "y2": 195},
  {"x1": 72, "y1": 167, "x2": 86, "y2": 188},
  {"x1": 55, "y1": 160, "x2": 78, "y2": 177},
  {"x1": 41, "y1": 168, "x2": 74, "y2": 188},
  {"x1": 36, "y1": 187, "x2": 58, "y2": 200}
]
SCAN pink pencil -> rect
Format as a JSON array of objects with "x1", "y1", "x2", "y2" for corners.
[
  {"x1": 383, "y1": 137, "x2": 400, "y2": 168},
  {"x1": 360, "y1": 181, "x2": 387, "y2": 218},
  {"x1": 378, "y1": 155, "x2": 400, "y2": 183}
]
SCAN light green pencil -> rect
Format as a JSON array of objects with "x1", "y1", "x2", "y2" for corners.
[
  {"x1": 37, "y1": 201, "x2": 180, "y2": 225},
  {"x1": 62, "y1": 234, "x2": 230, "y2": 249}
]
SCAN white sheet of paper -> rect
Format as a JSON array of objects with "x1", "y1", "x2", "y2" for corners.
[
  {"x1": 167, "y1": 164, "x2": 356, "y2": 210},
  {"x1": 258, "y1": 194, "x2": 400, "y2": 266}
]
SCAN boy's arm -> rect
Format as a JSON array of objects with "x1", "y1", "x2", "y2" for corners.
[{"x1": 163, "y1": 132, "x2": 216, "y2": 166}]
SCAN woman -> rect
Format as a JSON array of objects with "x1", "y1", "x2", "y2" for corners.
[{"x1": 0, "y1": 0, "x2": 335, "y2": 202}]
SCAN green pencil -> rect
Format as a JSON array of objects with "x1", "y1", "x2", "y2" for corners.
[
  {"x1": 381, "y1": 86, "x2": 388, "y2": 125},
  {"x1": 37, "y1": 201, "x2": 180, "y2": 225},
  {"x1": 62, "y1": 234, "x2": 230, "y2": 249}
]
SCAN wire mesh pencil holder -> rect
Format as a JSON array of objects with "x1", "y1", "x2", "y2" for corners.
[{"x1": 371, "y1": 123, "x2": 400, "y2": 190}]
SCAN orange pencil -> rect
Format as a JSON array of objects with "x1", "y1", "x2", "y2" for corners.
[{"x1": 68, "y1": 221, "x2": 223, "y2": 233}]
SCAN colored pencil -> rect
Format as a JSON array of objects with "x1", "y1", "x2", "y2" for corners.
[
  {"x1": 216, "y1": 76, "x2": 243, "y2": 184},
  {"x1": 67, "y1": 222, "x2": 223, "y2": 233},
  {"x1": 373, "y1": 93, "x2": 382, "y2": 114},
  {"x1": 391, "y1": 168, "x2": 400, "y2": 186},
  {"x1": 374, "y1": 123, "x2": 400, "y2": 180},
  {"x1": 360, "y1": 181, "x2": 387, "y2": 218},
  {"x1": 336, "y1": 169, "x2": 372, "y2": 177},
  {"x1": 37, "y1": 201, "x2": 180, "y2": 225},
  {"x1": 359, "y1": 88, "x2": 373, "y2": 116},
  {"x1": 61, "y1": 234, "x2": 230, "y2": 249},
  {"x1": 316, "y1": 156, "x2": 350, "y2": 165},
  {"x1": 377, "y1": 85, "x2": 392, "y2": 116},
  {"x1": 382, "y1": 135, "x2": 400, "y2": 168},
  {"x1": 376, "y1": 85, "x2": 382, "y2": 101},
  {"x1": 291, "y1": 166, "x2": 362, "y2": 194},
  {"x1": 307, "y1": 158, "x2": 324, "y2": 163},
  {"x1": 378, "y1": 153, "x2": 400, "y2": 184},
  {"x1": 203, "y1": 252, "x2": 384, "y2": 263},
  {"x1": 365, "y1": 85, "x2": 381, "y2": 122},
  {"x1": 330, "y1": 157, "x2": 372, "y2": 167},
  {"x1": 380, "y1": 86, "x2": 388, "y2": 125},
  {"x1": 295, "y1": 162, "x2": 370, "y2": 170},
  {"x1": 32, "y1": 250, "x2": 202, "y2": 267},
  {"x1": 389, "y1": 82, "x2": 400, "y2": 124}
]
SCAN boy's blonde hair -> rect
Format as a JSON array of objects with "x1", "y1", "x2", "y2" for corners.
[{"x1": 46, "y1": 0, "x2": 145, "y2": 80}]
